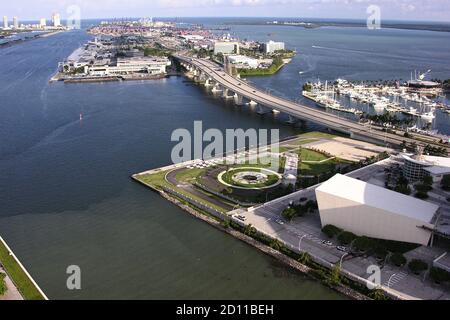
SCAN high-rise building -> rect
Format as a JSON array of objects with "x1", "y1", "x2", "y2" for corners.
[
  {"x1": 2, "y1": 16, "x2": 8, "y2": 29},
  {"x1": 263, "y1": 40, "x2": 285, "y2": 54},
  {"x1": 52, "y1": 13, "x2": 61, "y2": 27},
  {"x1": 13, "y1": 16, "x2": 18, "y2": 29},
  {"x1": 39, "y1": 18, "x2": 47, "y2": 28}
]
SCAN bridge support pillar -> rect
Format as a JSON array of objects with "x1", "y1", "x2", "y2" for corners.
[
  {"x1": 248, "y1": 100, "x2": 258, "y2": 107},
  {"x1": 286, "y1": 115, "x2": 298, "y2": 124},
  {"x1": 272, "y1": 109, "x2": 280, "y2": 114},
  {"x1": 204, "y1": 78, "x2": 213, "y2": 87},
  {"x1": 234, "y1": 94, "x2": 244, "y2": 106},
  {"x1": 256, "y1": 105, "x2": 271, "y2": 115},
  {"x1": 211, "y1": 83, "x2": 222, "y2": 93},
  {"x1": 222, "y1": 88, "x2": 234, "y2": 99}
]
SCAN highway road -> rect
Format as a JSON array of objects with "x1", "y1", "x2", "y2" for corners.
[{"x1": 176, "y1": 55, "x2": 449, "y2": 153}]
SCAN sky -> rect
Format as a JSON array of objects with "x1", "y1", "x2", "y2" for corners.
[{"x1": 1, "y1": 0, "x2": 450, "y2": 22}]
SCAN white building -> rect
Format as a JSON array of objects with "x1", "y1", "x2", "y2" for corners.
[
  {"x1": 316, "y1": 174, "x2": 438, "y2": 246},
  {"x1": 2, "y1": 16, "x2": 8, "y2": 29},
  {"x1": 88, "y1": 56, "x2": 171, "y2": 76},
  {"x1": 402, "y1": 154, "x2": 450, "y2": 183},
  {"x1": 39, "y1": 18, "x2": 47, "y2": 28},
  {"x1": 227, "y1": 55, "x2": 259, "y2": 69},
  {"x1": 214, "y1": 41, "x2": 240, "y2": 55},
  {"x1": 264, "y1": 40, "x2": 285, "y2": 54},
  {"x1": 13, "y1": 16, "x2": 18, "y2": 29},
  {"x1": 52, "y1": 13, "x2": 61, "y2": 27}
]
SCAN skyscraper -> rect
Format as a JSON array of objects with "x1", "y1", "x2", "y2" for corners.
[
  {"x1": 2, "y1": 16, "x2": 7, "y2": 29},
  {"x1": 52, "y1": 13, "x2": 61, "y2": 27},
  {"x1": 39, "y1": 18, "x2": 47, "y2": 28},
  {"x1": 13, "y1": 16, "x2": 18, "y2": 29}
]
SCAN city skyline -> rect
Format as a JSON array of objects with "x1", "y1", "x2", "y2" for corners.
[{"x1": 1, "y1": 0, "x2": 450, "y2": 22}]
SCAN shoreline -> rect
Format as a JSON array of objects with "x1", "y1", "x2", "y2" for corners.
[
  {"x1": 132, "y1": 173, "x2": 374, "y2": 301},
  {"x1": 0, "y1": 30, "x2": 64, "y2": 49},
  {"x1": 0, "y1": 236, "x2": 48, "y2": 300}
]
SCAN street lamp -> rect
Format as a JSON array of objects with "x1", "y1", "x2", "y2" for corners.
[
  {"x1": 298, "y1": 234, "x2": 308, "y2": 252},
  {"x1": 340, "y1": 252, "x2": 349, "y2": 268}
]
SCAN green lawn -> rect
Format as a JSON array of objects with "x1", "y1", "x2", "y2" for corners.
[
  {"x1": 299, "y1": 149, "x2": 330, "y2": 162},
  {"x1": 0, "y1": 239, "x2": 45, "y2": 300},
  {"x1": 175, "y1": 168, "x2": 206, "y2": 183},
  {"x1": 135, "y1": 171, "x2": 227, "y2": 213}
]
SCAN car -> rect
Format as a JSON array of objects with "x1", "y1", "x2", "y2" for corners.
[
  {"x1": 275, "y1": 219, "x2": 285, "y2": 225},
  {"x1": 236, "y1": 215, "x2": 247, "y2": 221},
  {"x1": 322, "y1": 240, "x2": 333, "y2": 246},
  {"x1": 253, "y1": 90, "x2": 256, "y2": 93},
  {"x1": 337, "y1": 246, "x2": 348, "y2": 252}
]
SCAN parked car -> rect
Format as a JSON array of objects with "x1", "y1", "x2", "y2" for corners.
[
  {"x1": 337, "y1": 246, "x2": 348, "y2": 252},
  {"x1": 322, "y1": 240, "x2": 333, "y2": 246},
  {"x1": 275, "y1": 219, "x2": 285, "y2": 225}
]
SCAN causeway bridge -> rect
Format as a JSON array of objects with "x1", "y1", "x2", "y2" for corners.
[{"x1": 175, "y1": 54, "x2": 449, "y2": 152}]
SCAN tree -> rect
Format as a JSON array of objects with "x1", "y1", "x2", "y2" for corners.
[
  {"x1": 422, "y1": 175, "x2": 433, "y2": 187},
  {"x1": 442, "y1": 175, "x2": 450, "y2": 191},
  {"x1": 430, "y1": 267, "x2": 450, "y2": 284},
  {"x1": 282, "y1": 207, "x2": 297, "y2": 221},
  {"x1": 270, "y1": 239, "x2": 283, "y2": 251},
  {"x1": 408, "y1": 259, "x2": 428, "y2": 274},
  {"x1": 368, "y1": 289, "x2": 388, "y2": 300},
  {"x1": 322, "y1": 225, "x2": 342, "y2": 238},
  {"x1": 0, "y1": 273, "x2": 7, "y2": 296},
  {"x1": 338, "y1": 231, "x2": 357, "y2": 245},
  {"x1": 415, "y1": 191, "x2": 429, "y2": 199},
  {"x1": 390, "y1": 253, "x2": 407, "y2": 267},
  {"x1": 353, "y1": 236, "x2": 375, "y2": 252},
  {"x1": 327, "y1": 265, "x2": 342, "y2": 286},
  {"x1": 298, "y1": 252, "x2": 311, "y2": 265}
]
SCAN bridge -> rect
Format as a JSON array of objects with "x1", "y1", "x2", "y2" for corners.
[{"x1": 175, "y1": 54, "x2": 449, "y2": 152}]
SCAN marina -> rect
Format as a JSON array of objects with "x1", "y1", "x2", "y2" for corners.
[{"x1": 302, "y1": 75, "x2": 450, "y2": 140}]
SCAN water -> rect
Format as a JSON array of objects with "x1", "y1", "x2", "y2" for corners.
[
  {"x1": 1, "y1": 18, "x2": 450, "y2": 300},
  {"x1": 0, "y1": 26, "x2": 342, "y2": 299},
  {"x1": 217, "y1": 23, "x2": 450, "y2": 134}
]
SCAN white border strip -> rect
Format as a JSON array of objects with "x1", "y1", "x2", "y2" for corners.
[{"x1": 0, "y1": 236, "x2": 49, "y2": 300}]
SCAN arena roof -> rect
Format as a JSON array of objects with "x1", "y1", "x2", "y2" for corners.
[{"x1": 316, "y1": 174, "x2": 438, "y2": 224}]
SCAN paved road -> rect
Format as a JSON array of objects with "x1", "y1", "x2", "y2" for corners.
[{"x1": 176, "y1": 55, "x2": 449, "y2": 153}]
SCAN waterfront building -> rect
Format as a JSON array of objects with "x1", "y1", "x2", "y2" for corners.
[
  {"x1": 13, "y1": 16, "x2": 18, "y2": 29},
  {"x1": 52, "y1": 13, "x2": 61, "y2": 27},
  {"x1": 39, "y1": 18, "x2": 47, "y2": 28},
  {"x1": 316, "y1": 174, "x2": 438, "y2": 246},
  {"x1": 263, "y1": 40, "x2": 285, "y2": 54},
  {"x1": 402, "y1": 154, "x2": 450, "y2": 183},
  {"x1": 227, "y1": 55, "x2": 259, "y2": 69},
  {"x1": 88, "y1": 56, "x2": 171, "y2": 76},
  {"x1": 2, "y1": 16, "x2": 7, "y2": 29},
  {"x1": 214, "y1": 41, "x2": 240, "y2": 55}
]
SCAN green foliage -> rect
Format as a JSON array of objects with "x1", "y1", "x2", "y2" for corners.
[
  {"x1": 302, "y1": 82, "x2": 312, "y2": 92},
  {"x1": 408, "y1": 259, "x2": 428, "y2": 274},
  {"x1": 322, "y1": 225, "x2": 342, "y2": 238},
  {"x1": 442, "y1": 175, "x2": 450, "y2": 191},
  {"x1": 298, "y1": 252, "x2": 312, "y2": 265},
  {"x1": 368, "y1": 289, "x2": 388, "y2": 300},
  {"x1": 422, "y1": 175, "x2": 434, "y2": 186},
  {"x1": 353, "y1": 236, "x2": 375, "y2": 252},
  {"x1": 0, "y1": 272, "x2": 7, "y2": 296},
  {"x1": 430, "y1": 267, "x2": 450, "y2": 284},
  {"x1": 395, "y1": 184, "x2": 411, "y2": 195},
  {"x1": 338, "y1": 231, "x2": 357, "y2": 245},
  {"x1": 415, "y1": 191, "x2": 429, "y2": 199},
  {"x1": 327, "y1": 265, "x2": 342, "y2": 286},
  {"x1": 282, "y1": 207, "x2": 296, "y2": 221},
  {"x1": 390, "y1": 252, "x2": 407, "y2": 267},
  {"x1": 269, "y1": 239, "x2": 283, "y2": 251}
]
